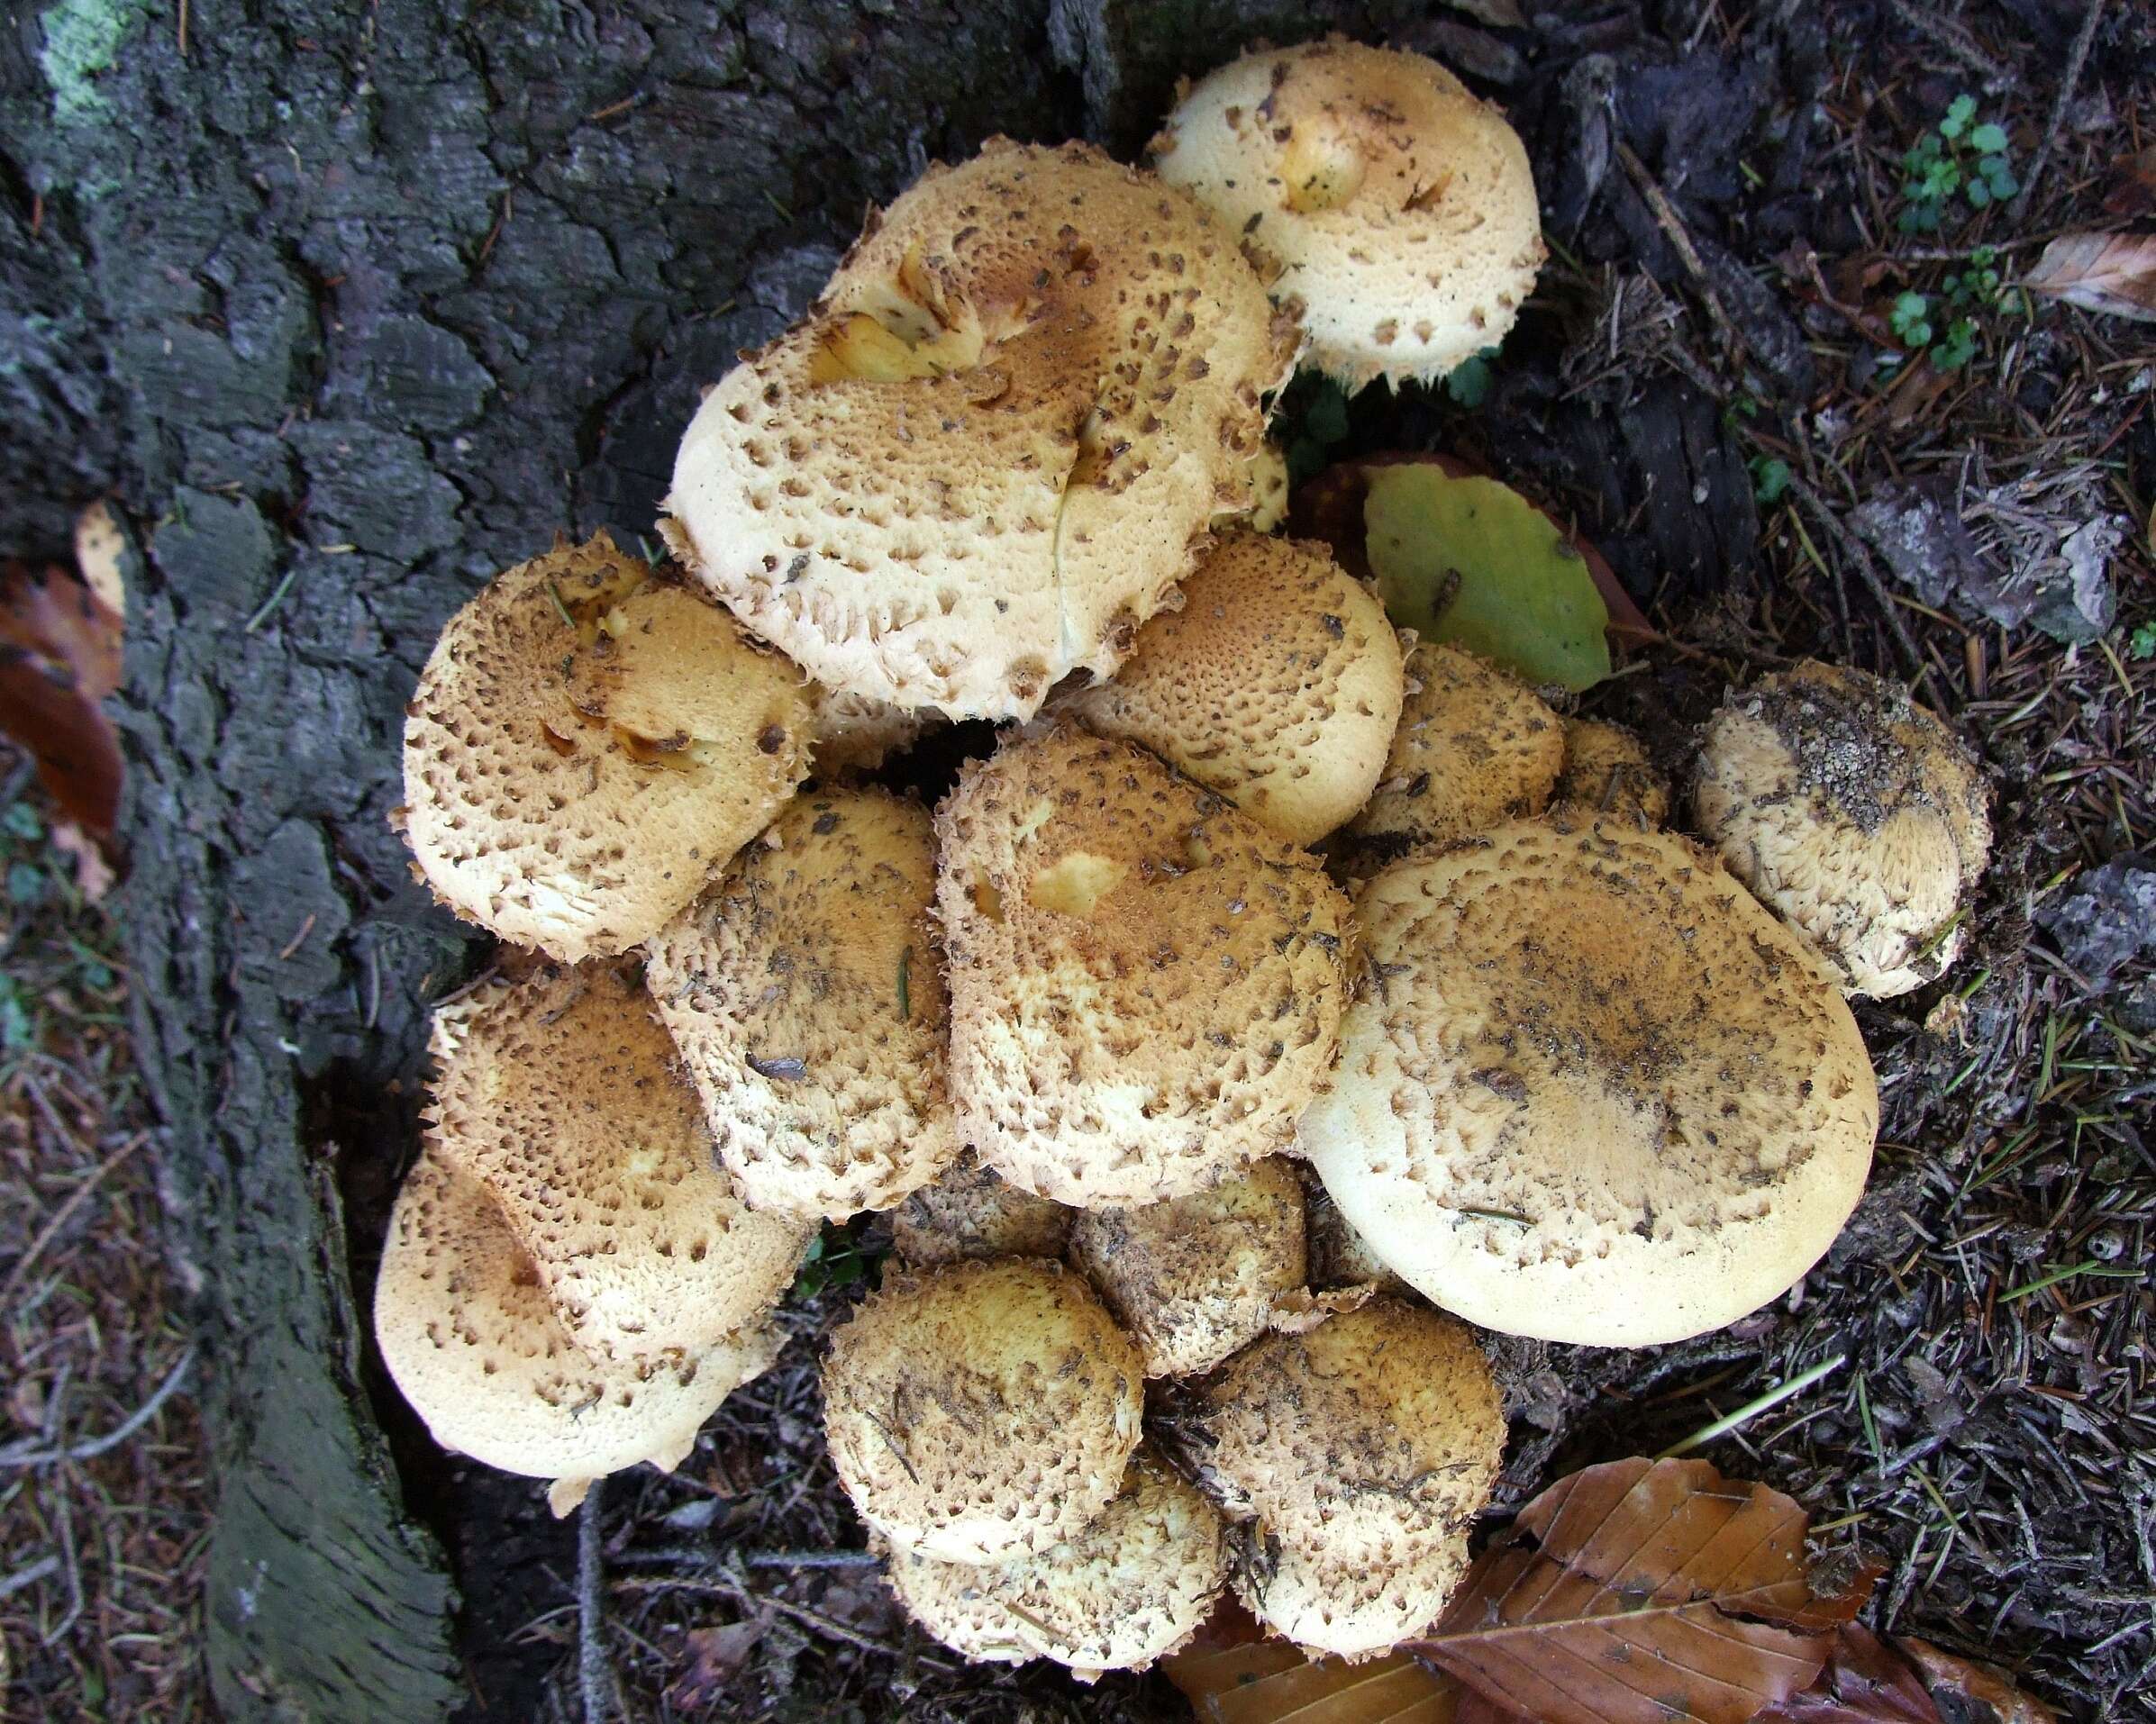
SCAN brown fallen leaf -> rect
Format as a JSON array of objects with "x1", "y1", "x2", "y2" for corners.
[
  {"x1": 0, "y1": 561, "x2": 124, "y2": 840},
  {"x1": 2021, "y1": 232, "x2": 2156, "y2": 325},
  {"x1": 1752, "y1": 1622, "x2": 1944, "y2": 1722},
  {"x1": 666, "y1": 1612, "x2": 769, "y2": 1710},
  {"x1": 1897, "y1": 1637, "x2": 2058, "y2": 1724},
  {"x1": 2102, "y1": 146, "x2": 2156, "y2": 219},
  {"x1": 1163, "y1": 1602, "x2": 1467, "y2": 1724}
]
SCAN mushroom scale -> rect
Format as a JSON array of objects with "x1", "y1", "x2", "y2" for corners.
[
  {"x1": 881, "y1": 1451, "x2": 1229, "y2": 1680},
  {"x1": 821, "y1": 1257, "x2": 1145, "y2": 1565},
  {"x1": 1054, "y1": 532, "x2": 1405, "y2": 848},
  {"x1": 646, "y1": 787, "x2": 961, "y2": 1222},
  {"x1": 805, "y1": 684, "x2": 942, "y2": 778},
  {"x1": 1692, "y1": 660, "x2": 1993, "y2": 998},
  {"x1": 935, "y1": 727, "x2": 1352, "y2": 1206},
  {"x1": 400, "y1": 532, "x2": 811, "y2": 962},
  {"x1": 425, "y1": 966, "x2": 812, "y2": 1362},
  {"x1": 1553, "y1": 716, "x2": 1670, "y2": 825},
  {"x1": 888, "y1": 1152, "x2": 1073, "y2": 1268},
  {"x1": 1303, "y1": 818, "x2": 1879, "y2": 1347},
  {"x1": 665, "y1": 138, "x2": 1297, "y2": 722},
  {"x1": 1153, "y1": 39, "x2": 1544, "y2": 391}
]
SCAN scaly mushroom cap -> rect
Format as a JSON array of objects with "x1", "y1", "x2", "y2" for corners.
[
  {"x1": 426, "y1": 967, "x2": 812, "y2": 1360},
  {"x1": 665, "y1": 139, "x2": 1297, "y2": 721},
  {"x1": 1068, "y1": 1157, "x2": 1306, "y2": 1378},
  {"x1": 1345, "y1": 642, "x2": 1563, "y2": 869},
  {"x1": 935, "y1": 728, "x2": 1352, "y2": 1205},
  {"x1": 1692, "y1": 661, "x2": 1993, "y2": 998},
  {"x1": 1054, "y1": 533, "x2": 1405, "y2": 847},
  {"x1": 1234, "y1": 1527, "x2": 1469, "y2": 1661},
  {"x1": 400, "y1": 533, "x2": 811, "y2": 961},
  {"x1": 1554, "y1": 717, "x2": 1670, "y2": 825},
  {"x1": 806, "y1": 684, "x2": 941, "y2": 777},
  {"x1": 1304, "y1": 1179, "x2": 1407, "y2": 1294},
  {"x1": 882, "y1": 1452, "x2": 1229, "y2": 1680},
  {"x1": 1153, "y1": 39, "x2": 1544, "y2": 391},
  {"x1": 1302, "y1": 819, "x2": 1879, "y2": 1346},
  {"x1": 822, "y1": 1257, "x2": 1144, "y2": 1564},
  {"x1": 373, "y1": 1147, "x2": 785, "y2": 1510},
  {"x1": 1246, "y1": 441, "x2": 1290, "y2": 533},
  {"x1": 645, "y1": 789, "x2": 960, "y2": 1221},
  {"x1": 889, "y1": 1152, "x2": 1073, "y2": 1267}
]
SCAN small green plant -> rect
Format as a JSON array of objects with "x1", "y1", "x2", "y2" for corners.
[
  {"x1": 1900, "y1": 95, "x2": 2015, "y2": 233},
  {"x1": 1443, "y1": 346, "x2": 1502, "y2": 409},
  {"x1": 1885, "y1": 288, "x2": 1981, "y2": 376},
  {"x1": 2130, "y1": 619, "x2": 2156, "y2": 660},
  {"x1": 1749, "y1": 455, "x2": 1792, "y2": 505},
  {"x1": 1944, "y1": 247, "x2": 2003, "y2": 311},
  {"x1": 1284, "y1": 377, "x2": 1352, "y2": 483},
  {"x1": 792, "y1": 1220, "x2": 884, "y2": 1300}
]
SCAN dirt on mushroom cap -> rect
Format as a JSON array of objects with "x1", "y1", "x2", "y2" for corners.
[
  {"x1": 664, "y1": 138, "x2": 1296, "y2": 722},
  {"x1": 1554, "y1": 716, "x2": 1671, "y2": 826},
  {"x1": 399, "y1": 532, "x2": 810, "y2": 962},
  {"x1": 1303, "y1": 817, "x2": 1879, "y2": 1347},
  {"x1": 888, "y1": 1152, "x2": 1072, "y2": 1267},
  {"x1": 935, "y1": 727, "x2": 1351, "y2": 1206}
]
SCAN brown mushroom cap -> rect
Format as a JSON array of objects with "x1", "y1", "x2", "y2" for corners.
[
  {"x1": 400, "y1": 533, "x2": 811, "y2": 961},
  {"x1": 935, "y1": 728, "x2": 1352, "y2": 1205},
  {"x1": 1068, "y1": 1157, "x2": 1306, "y2": 1378},
  {"x1": 1554, "y1": 717, "x2": 1670, "y2": 825},
  {"x1": 1054, "y1": 533, "x2": 1405, "y2": 847},
  {"x1": 881, "y1": 1451, "x2": 1229, "y2": 1680},
  {"x1": 1345, "y1": 642, "x2": 1564, "y2": 869},
  {"x1": 821, "y1": 1257, "x2": 1145, "y2": 1564},
  {"x1": 805, "y1": 684, "x2": 942, "y2": 778},
  {"x1": 888, "y1": 1152, "x2": 1073, "y2": 1267},
  {"x1": 373, "y1": 1146, "x2": 785, "y2": 1511},
  {"x1": 645, "y1": 788, "x2": 960, "y2": 1221},
  {"x1": 1302, "y1": 818, "x2": 1879, "y2": 1346},
  {"x1": 1692, "y1": 660, "x2": 1993, "y2": 998},
  {"x1": 426, "y1": 966, "x2": 812, "y2": 1360},
  {"x1": 665, "y1": 139, "x2": 1296, "y2": 722},
  {"x1": 1153, "y1": 40, "x2": 1543, "y2": 391}
]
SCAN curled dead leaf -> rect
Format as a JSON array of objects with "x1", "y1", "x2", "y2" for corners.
[{"x1": 2021, "y1": 233, "x2": 2156, "y2": 325}]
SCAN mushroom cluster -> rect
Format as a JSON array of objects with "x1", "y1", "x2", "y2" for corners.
[{"x1": 372, "y1": 33, "x2": 1991, "y2": 1686}]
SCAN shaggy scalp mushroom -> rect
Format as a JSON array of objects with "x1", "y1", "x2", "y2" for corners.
[
  {"x1": 1246, "y1": 440, "x2": 1290, "y2": 533},
  {"x1": 1054, "y1": 532, "x2": 1405, "y2": 847},
  {"x1": 425, "y1": 966, "x2": 811, "y2": 1361},
  {"x1": 373, "y1": 1146, "x2": 786, "y2": 1517},
  {"x1": 1554, "y1": 716, "x2": 1670, "y2": 825},
  {"x1": 889, "y1": 1152, "x2": 1072, "y2": 1267},
  {"x1": 822, "y1": 1257, "x2": 1144, "y2": 1564},
  {"x1": 644, "y1": 787, "x2": 960, "y2": 1221},
  {"x1": 935, "y1": 727, "x2": 1351, "y2": 1206},
  {"x1": 881, "y1": 1451, "x2": 1228, "y2": 1680},
  {"x1": 1198, "y1": 1299, "x2": 1503, "y2": 1658},
  {"x1": 665, "y1": 139, "x2": 1296, "y2": 721},
  {"x1": 1068, "y1": 1156, "x2": 1306, "y2": 1378},
  {"x1": 401, "y1": 532, "x2": 811, "y2": 961},
  {"x1": 805, "y1": 684, "x2": 942, "y2": 778},
  {"x1": 1692, "y1": 660, "x2": 1993, "y2": 998},
  {"x1": 1153, "y1": 39, "x2": 1544, "y2": 391},
  {"x1": 1346, "y1": 641, "x2": 1564, "y2": 867},
  {"x1": 1302, "y1": 817, "x2": 1879, "y2": 1347}
]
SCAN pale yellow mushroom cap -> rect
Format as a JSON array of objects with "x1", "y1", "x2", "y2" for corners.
[
  {"x1": 935, "y1": 727, "x2": 1352, "y2": 1206},
  {"x1": 821, "y1": 1257, "x2": 1144, "y2": 1564},
  {"x1": 646, "y1": 788, "x2": 960, "y2": 1221},
  {"x1": 1153, "y1": 39, "x2": 1544, "y2": 391},
  {"x1": 424, "y1": 966, "x2": 812, "y2": 1361},
  {"x1": 1054, "y1": 532, "x2": 1405, "y2": 847},
  {"x1": 1692, "y1": 660, "x2": 1993, "y2": 998},
  {"x1": 805, "y1": 685, "x2": 942, "y2": 777},
  {"x1": 1302, "y1": 819, "x2": 1879, "y2": 1346},
  {"x1": 1246, "y1": 440, "x2": 1291, "y2": 533},
  {"x1": 399, "y1": 533, "x2": 811, "y2": 961},
  {"x1": 881, "y1": 1452, "x2": 1229, "y2": 1680},
  {"x1": 1233, "y1": 1527, "x2": 1470, "y2": 1661},
  {"x1": 1554, "y1": 717, "x2": 1670, "y2": 825},
  {"x1": 888, "y1": 1152, "x2": 1073, "y2": 1267},
  {"x1": 665, "y1": 139, "x2": 1296, "y2": 721}
]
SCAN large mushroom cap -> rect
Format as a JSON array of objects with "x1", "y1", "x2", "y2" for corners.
[
  {"x1": 665, "y1": 139, "x2": 1296, "y2": 721},
  {"x1": 401, "y1": 533, "x2": 811, "y2": 961},
  {"x1": 1069, "y1": 1156, "x2": 1306, "y2": 1378},
  {"x1": 1233, "y1": 1528, "x2": 1469, "y2": 1662},
  {"x1": 373, "y1": 1147, "x2": 785, "y2": 1511},
  {"x1": 1153, "y1": 39, "x2": 1543, "y2": 391},
  {"x1": 645, "y1": 788, "x2": 960, "y2": 1221},
  {"x1": 426, "y1": 966, "x2": 811, "y2": 1361},
  {"x1": 821, "y1": 1257, "x2": 1144, "y2": 1564},
  {"x1": 888, "y1": 1152, "x2": 1072, "y2": 1267},
  {"x1": 882, "y1": 1451, "x2": 1229, "y2": 1680},
  {"x1": 1692, "y1": 660, "x2": 1993, "y2": 998},
  {"x1": 936, "y1": 728, "x2": 1351, "y2": 1206},
  {"x1": 1554, "y1": 717, "x2": 1670, "y2": 825},
  {"x1": 1055, "y1": 532, "x2": 1405, "y2": 847},
  {"x1": 1303, "y1": 819, "x2": 1879, "y2": 1346},
  {"x1": 805, "y1": 685, "x2": 942, "y2": 778}
]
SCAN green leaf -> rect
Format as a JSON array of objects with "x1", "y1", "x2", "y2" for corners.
[
  {"x1": 1363, "y1": 467, "x2": 1612, "y2": 692},
  {"x1": 2, "y1": 803, "x2": 41, "y2": 841},
  {"x1": 1443, "y1": 347, "x2": 1501, "y2": 409},
  {"x1": 1750, "y1": 456, "x2": 1792, "y2": 505},
  {"x1": 1986, "y1": 166, "x2": 2018, "y2": 199},
  {"x1": 1942, "y1": 94, "x2": 1977, "y2": 139},
  {"x1": 2128, "y1": 620, "x2": 2156, "y2": 660},
  {"x1": 6, "y1": 861, "x2": 45, "y2": 905},
  {"x1": 1303, "y1": 381, "x2": 1351, "y2": 446},
  {"x1": 1970, "y1": 122, "x2": 2008, "y2": 153},
  {"x1": 1966, "y1": 180, "x2": 1991, "y2": 208}
]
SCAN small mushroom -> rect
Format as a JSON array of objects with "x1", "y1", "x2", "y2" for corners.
[
  {"x1": 1692, "y1": 660, "x2": 1993, "y2": 998},
  {"x1": 1302, "y1": 817, "x2": 1879, "y2": 1347},
  {"x1": 1552, "y1": 717, "x2": 1669, "y2": 825},
  {"x1": 1054, "y1": 532, "x2": 1405, "y2": 847},
  {"x1": 400, "y1": 532, "x2": 811, "y2": 960},
  {"x1": 889, "y1": 1152, "x2": 1073, "y2": 1267},
  {"x1": 881, "y1": 1451, "x2": 1228, "y2": 1680},
  {"x1": 1153, "y1": 39, "x2": 1544, "y2": 391},
  {"x1": 1068, "y1": 1157, "x2": 1306, "y2": 1378},
  {"x1": 645, "y1": 788, "x2": 960, "y2": 1221},
  {"x1": 935, "y1": 727, "x2": 1352, "y2": 1205},
  {"x1": 1197, "y1": 1300, "x2": 1503, "y2": 1658},
  {"x1": 821, "y1": 1257, "x2": 1144, "y2": 1564}
]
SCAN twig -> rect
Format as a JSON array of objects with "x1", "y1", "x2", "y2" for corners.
[
  {"x1": 0, "y1": 1554, "x2": 59, "y2": 1602},
  {"x1": 0, "y1": 1133, "x2": 144, "y2": 1315},
  {"x1": 616, "y1": 1545, "x2": 879, "y2": 1572},
  {"x1": 1889, "y1": 2, "x2": 2015, "y2": 90},
  {"x1": 578, "y1": 1482, "x2": 615, "y2": 1724},
  {"x1": 612, "y1": 1571, "x2": 905, "y2": 1659},
  {"x1": 1615, "y1": 141, "x2": 1749, "y2": 368},
  {"x1": 1784, "y1": 475, "x2": 1934, "y2": 694},
  {"x1": 0, "y1": 1346, "x2": 196, "y2": 1468},
  {"x1": 2012, "y1": 0, "x2": 2106, "y2": 221}
]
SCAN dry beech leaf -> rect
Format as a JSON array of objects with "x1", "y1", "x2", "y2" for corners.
[
  {"x1": 2102, "y1": 146, "x2": 2156, "y2": 218},
  {"x1": 2021, "y1": 233, "x2": 2156, "y2": 325},
  {"x1": 1163, "y1": 1602, "x2": 1465, "y2": 1724},
  {"x1": 1752, "y1": 1622, "x2": 1943, "y2": 1723},
  {"x1": 0, "y1": 561, "x2": 125, "y2": 839},
  {"x1": 1897, "y1": 1637, "x2": 2058, "y2": 1724},
  {"x1": 1407, "y1": 1457, "x2": 1876, "y2": 1724}
]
